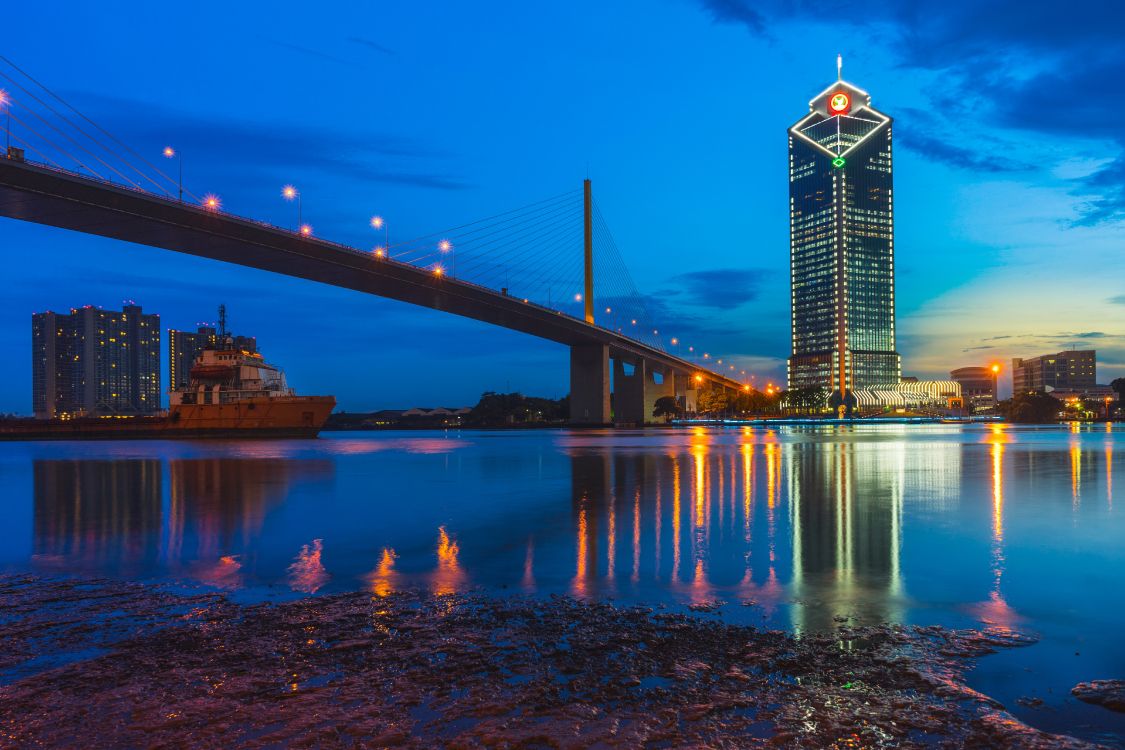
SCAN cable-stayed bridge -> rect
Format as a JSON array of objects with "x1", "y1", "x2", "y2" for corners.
[{"x1": 0, "y1": 58, "x2": 749, "y2": 424}]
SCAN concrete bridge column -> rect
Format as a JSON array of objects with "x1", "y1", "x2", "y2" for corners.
[
  {"x1": 570, "y1": 343, "x2": 611, "y2": 425},
  {"x1": 644, "y1": 364, "x2": 676, "y2": 423},
  {"x1": 675, "y1": 373, "x2": 697, "y2": 414},
  {"x1": 612, "y1": 357, "x2": 646, "y2": 426}
]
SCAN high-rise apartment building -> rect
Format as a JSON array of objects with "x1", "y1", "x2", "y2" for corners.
[
  {"x1": 1012, "y1": 350, "x2": 1096, "y2": 393},
  {"x1": 169, "y1": 323, "x2": 256, "y2": 390},
  {"x1": 169, "y1": 325, "x2": 216, "y2": 390},
  {"x1": 787, "y1": 59, "x2": 900, "y2": 409},
  {"x1": 32, "y1": 304, "x2": 161, "y2": 418}
]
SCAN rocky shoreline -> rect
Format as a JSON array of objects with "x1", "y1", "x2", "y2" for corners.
[{"x1": 0, "y1": 574, "x2": 1109, "y2": 748}]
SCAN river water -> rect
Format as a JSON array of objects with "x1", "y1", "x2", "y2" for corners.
[{"x1": 0, "y1": 423, "x2": 1122, "y2": 743}]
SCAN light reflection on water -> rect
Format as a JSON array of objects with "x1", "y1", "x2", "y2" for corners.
[{"x1": 1, "y1": 424, "x2": 1123, "y2": 734}]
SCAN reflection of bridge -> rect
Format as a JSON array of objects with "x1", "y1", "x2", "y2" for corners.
[{"x1": 0, "y1": 63, "x2": 747, "y2": 424}]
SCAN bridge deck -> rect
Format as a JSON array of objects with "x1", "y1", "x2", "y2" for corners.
[{"x1": 0, "y1": 157, "x2": 741, "y2": 389}]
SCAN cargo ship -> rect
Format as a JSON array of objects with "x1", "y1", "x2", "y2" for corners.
[{"x1": 1, "y1": 343, "x2": 335, "y2": 440}]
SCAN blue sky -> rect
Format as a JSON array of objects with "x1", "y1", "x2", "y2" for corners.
[{"x1": 1, "y1": 0, "x2": 1123, "y2": 412}]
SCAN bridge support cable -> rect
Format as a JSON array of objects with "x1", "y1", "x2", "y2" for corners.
[
  {"x1": 590, "y1": 200, "x2": 666, "y2": 352},
  {"x1": 0, "y1": 58, "x2": 184, "y2": 200},
  {"x1": 0, "y1": 56, "x2": 181, "y2": 199}
]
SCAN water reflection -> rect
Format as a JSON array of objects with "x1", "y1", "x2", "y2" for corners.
[
  {"x1": 31, "y1": 456, "x2": 334, "y2": 583},
  {"x1": 33, "y1": 459, "x2": 162, "y2": 573},
  {"x1": 18, "y1": 427, "x2": 1121, "y2": 635}
]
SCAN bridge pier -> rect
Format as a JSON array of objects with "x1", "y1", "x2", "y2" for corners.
[
  {"x1": 569, "y1": 343, "x2": 611, "y2": 425},
  {"x1": 644, "y1": 364, "x2": 676, "y2": 422},
  {"x1": 612, "y1": 357, "x2": 645, "y2": 425},
  {"x1": 675, "y1": 373, "x2": 697, "y2": 414}
]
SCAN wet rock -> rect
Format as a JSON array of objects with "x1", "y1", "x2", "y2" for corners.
[
  {"x1": 0, "y1": 574, "x2": 1102, "y2": 749},
  {"x1": 1072, "y1": 680, "x2": 1125, "y2": 713}
]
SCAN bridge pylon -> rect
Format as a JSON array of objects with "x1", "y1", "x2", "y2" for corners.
[{"x1": 583, "y1": 179, "x2": 594, "y2": 325}]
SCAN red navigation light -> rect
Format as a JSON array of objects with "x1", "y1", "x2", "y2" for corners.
[{"x1": 828, "y1": 91, "x2": 851, "y2": 116}]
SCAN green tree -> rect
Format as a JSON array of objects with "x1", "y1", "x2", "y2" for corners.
[
  {"x1": 652, "y1": 395, "x2": 681, "y2": 422},
  {"x1": 996, "y1": 392, "x2": 1062, "y2": 423},
  {"x1": 697, "y1": 386, "x2": 729, "y2": 416}
]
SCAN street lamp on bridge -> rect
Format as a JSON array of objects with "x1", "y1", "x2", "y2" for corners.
[
  {"x1": 439, "y1": 239, "x2": 454, "y2": 277},
  {"x1": 282, "y1": 184, "x2": 302, "y2": 230},
  {"x1": 162, "y1": 146, "x2": 182, "y2": 202},
  {"x1": 0, "y1": 89, "x2": 10, "y2": 154},
  {"x1": 371, "y1": 215, "x2": 388, "y2": 258}
]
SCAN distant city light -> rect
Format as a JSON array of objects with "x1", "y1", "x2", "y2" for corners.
[
  {"x1": 574, "y1": 293, "x2": 582, "y2": 302},
  {"x1": 370, "y1": 216, "x2": 384, "y2": 229},
  {"x1": 299, "y1": 224, "x2": 313, "y2": 236},
  {"x1": 605, "y1": 307, "x2": 612, "y2": 314},
  {"x1": 832, "y1": 156, "x2": 846, "y2": 169},
  {"x1": 202, "y1": 194, "x2": 220, "y2": 211},
  {"x1": 671, "y1": 338, "x2": 678, "y2": 345}
]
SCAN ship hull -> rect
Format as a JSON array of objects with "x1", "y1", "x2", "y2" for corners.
[{"x1": 0, "y1": 396, "x2": 336, "y2": 440}]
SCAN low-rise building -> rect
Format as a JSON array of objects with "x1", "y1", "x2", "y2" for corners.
[
  {"x1": 951, "y1": 366, "x2": 998, "y2": 411},
  {"x1": 1012, "y1": 350, "x2": 1096, "y2": 393}
]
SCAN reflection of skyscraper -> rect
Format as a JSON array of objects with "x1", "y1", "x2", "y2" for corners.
[
  {"x1": 32, "y1": 304, "x2": 161, "y2": 417},
  {"x1": 787, "y1": 60, "x2": 900, "y2": 408},
  {"x1": 33, "y1": 460, "x2": 163, "y2": 570},
  {"x1": 787, "y1": 440, "x2": 904, "y2": 632}
]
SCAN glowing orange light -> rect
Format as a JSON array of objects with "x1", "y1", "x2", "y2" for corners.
[
  {"x1": 373, "y1": 247, "x2": 386, "y2": 258},
  {"x1": 742, "y1": 384, "x2": 750, "y2": 391},
  {"x1": 370, "y1": 215, "x2": 384, "y2": 229},
  {"x1": 282, "y1": 184, "x2": 297, "y2": 200},
  {"x1": 703, "y1": 353, "x2": 710, "y2": 359},
  {"x1": 202, "y1": 194, "x2": 221, "y2": 211},
  {"x1": 438, "y1": 239, "x2": 452, "y2": 252},
  {"x1": 433, "y1": 264, "x2": 445, "y2": 276},
  {"x1": 162, "y1": 146, "x2": 175, "y2": 158},
  {"x1": 671, "y1": 338, "x2": 678, "y2": 345},
  {"x1": 991, "y1": 363, "x2": 1001, "y2": 374},
  {"x1": 694, "y1": 374, "x2": 703, "y2": 383},
  {"x1": 299, "y1": 224, "x2": 312, "y2": 236}
]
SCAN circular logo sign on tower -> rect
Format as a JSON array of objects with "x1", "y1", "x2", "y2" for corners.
[{"x1": 828, "y1": 91, "x2": 851, "y2": 116}]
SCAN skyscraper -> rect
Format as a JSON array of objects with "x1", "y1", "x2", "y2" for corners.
[
  {"x1": 787, "y1": 58, "x2": 900, "y2": 409},
  {"x1": 32, "y1": 304, "x2": 161, "y2": 418}
]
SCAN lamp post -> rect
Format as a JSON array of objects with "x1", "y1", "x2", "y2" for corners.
[
  {"x1": 990, "y1": 363, "x2": 1001, "y2": 409},
  {"x1": 1, "y1": 89, "x2": 11, "y2": 155},
  {"x1": 162, "y1": 146, "x2": 182, "y2": 201},
  {"x1": 371, "y1": 215, "x2": 388, "y2": 258},
  {"x1": 282, "y1": 185, "x2": 301, "y2": 230},
  {"x1": 439, "y1": 239, "x2": 454, "y2": 277}
]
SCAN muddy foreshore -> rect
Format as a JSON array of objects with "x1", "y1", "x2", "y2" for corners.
[{"x1": 0, "y1": 574, "x2": 1106, "y2": 749}]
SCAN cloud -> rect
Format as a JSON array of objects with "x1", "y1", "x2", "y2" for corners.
[
  {"x1": 348, "y1": 36, "x2": 396, "y2": 55},
  {"x1": 259, "y1": 37, "x2": 354, "y2": 66},
  {"x1": 694, "y1": 0, "x2": 1125, "y2": 224},
  {"x1": 699, "y1": 0, "x2": 767, "y2": 34},
  {"x1": 663, "y1": 268, "x2": 773, "y2": 309},
  {"x1": 1110, "y1": 295, "x2": 1125, "y2": 305},
  {"x1": 67, "y1": 91, "x2": 470, "y2": 193}
]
